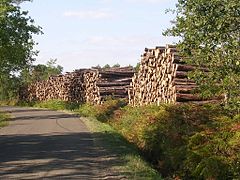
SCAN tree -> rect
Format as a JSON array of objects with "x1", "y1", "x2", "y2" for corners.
[
  {"x1": 45, "y1": 59, "x2": 63, "y2": 78},
  {"x1": 164, "y1": 0, "x2": 240, "y2": 111},
  {"x1": 102, "y1": 64, "x2": 111, "y2": 69},
  {"x1": 112, "y1": 63, "x2": 120, "y2": 68},
  {"x1": 135, "y1": 63, "x2": 140, "y2": 71},
  {"x1": 0, "y1": 0, "x2": 42, "y2": 99},
  {"x1": 21, "y1": 59, "x2": 63, "y2": 84}
]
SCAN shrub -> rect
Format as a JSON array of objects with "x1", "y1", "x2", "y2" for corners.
[
  {"x1": 28, "y1": 98, "x2": 239, "y2": 179},
  {"x1": 78, "y1": 103, "x2": 98, "y2": 117},
  {"x1": 78, "y1": 99, "x2": 127, "y2": 121},
  {"x1": 110, "y1": 104, "x2": 191, "y2": 176},
  {"x1": 0, "y1": 112, "x2": 10, "y2": 128},
  {"x1": 32, "y1": 99, "x2": 80, "y2": 111},
  {"x1": 107, "y1": 103, "x2": 239, "y2": 179},
  {"x1": 184, "y1": 114, "x2": 240, "y2": 179}
]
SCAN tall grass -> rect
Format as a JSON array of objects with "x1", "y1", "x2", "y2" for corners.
[
  {"x1": 83, "y1": 117, "x2": 162, "y2": 179},
  {"x1": 32, "y1": 99, "x2": 80, "y2": 111},
  {"x1": 16, "y1": 98, "x2": 240, "y2": 179},
  {"x1": 0, "y1": 112, "x2": 10, "y2": 128},
  {"x1": 78, "y1": 100, "x2": 240, "y2": 179}
]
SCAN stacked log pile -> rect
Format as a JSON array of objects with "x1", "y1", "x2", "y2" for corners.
[
  {"x1": 20, "y1": 69, "x2": 88, "y2": 103},
  {"x1": 129, "y1": 44, "x2": 218, "y2": 106},
  {"x1": 84, "y1": 67, "x2": 135, "y2": 104},
  {"x1": 19, "y1": 67, "x2": 135, "y2": 104}
]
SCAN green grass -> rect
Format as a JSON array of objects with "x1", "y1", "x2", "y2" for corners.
[
  {"x1": 33, "y1": 100, "x2": 67, "y2": 110},
  {"x1": 82, "y1": 116, "x2": 163, "y2": 180},
  {"x1": 0, "y1": 112, "x2": 10, "y2": 128},
  {"x1": 0, "y1": 99, "x2": 18, "y2": 106},
  {"x1": 77, "y1": 100, "x2": 240, "y2": 179},
  {"x1": 21, "y1": 99, "x2": 80, "y2": 111}
]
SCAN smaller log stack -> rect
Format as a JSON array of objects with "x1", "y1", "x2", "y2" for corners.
[
  {"x1": 129, "y1": 44, "x2": 217, "y2": 106},
  {"x1": 19, "y1": 67, "x2": 135, "y2": 104},
  {"x1": 84, "y1": 67, "x2": 135, "y2": 104},
  {"x1": 20, "y1": 69, "x2": 88, "y2": 103}
]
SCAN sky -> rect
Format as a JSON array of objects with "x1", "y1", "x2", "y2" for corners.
[{"x1": 21, "y1": 0, "x2": 178, "y2": 72}]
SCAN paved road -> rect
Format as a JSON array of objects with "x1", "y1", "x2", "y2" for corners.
[{"x1": 0, "y1": 106, "x2": 125, "y2": 179}]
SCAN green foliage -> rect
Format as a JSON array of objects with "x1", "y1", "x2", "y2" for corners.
[
  {"x1": 110, "y1": 105, "x2": 194, "y2": 177},
  {"x1": 19, "y1": 98, "x2": 240, "y2": 178},
  {"x1": 102, "y1": 64, "x2": 111, "y2": 69},
  {"x1": 78, "y1": 99, "x2": 127, "y2": 121},
  {"x1": 164, "y1": 0, "x2": 240, "y2": 111},
  {"x1": 0, "y1": 111, "x2": 10, "y2": 128},
  {"x1": 78, "y1": 103, "x2": 98, "y2": 117},
  {"x1": 0, "y1": 0, "x2": 42, "y2": 74},
  {"x1": 82, "y1": 115, "x2": 163, "y2": 179},
  {"x1": 185, "y1": 114, "x2": 240, "y2": 179},
  {"x1": 80, "y1": 101, "x2": 239, "y2": 178},
  {"x1": 32, "y1": 99, "x2": 80, "y2": 111},
  {"x1": 134, "y1": 62, "x2": 140, "y2": 71},
  {"x1": 16, "y1": 99, "x2": 35, "y2": 107},
  {"x1": 112, "y1": 63, "x2": 121, "y2": 68},
  {"x1": 0, "y1": 98, "x2": 18, "y2": 106},
  {"x1": 20, "y1": 59, "x2": 63, "y2": 84},
  {"x1": 45, "y1": 59, "x2": 63, "y2": 78},
  {"x1": 0, "y1": 74, "x2": 21, "y2": 100},
  {"x1": 0, "y1": 0, "x2": 42, "y2": 100},
  {"x1": 102, "y1": 63, "x2": 122, "y2": 69}
]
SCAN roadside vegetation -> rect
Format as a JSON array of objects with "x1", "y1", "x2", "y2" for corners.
[
  {"x1": 78, "y1": 99, "x2": 240, "y2": 179},
  {"x1": 82, "y1": 116, "x2": 162, "y2": 179},
  {"x1": 14, "y1": 99, "x2": 239, "y2": 179},
  {"x1": 0, "y1": 111, "x2": 10, "y2": 128}
]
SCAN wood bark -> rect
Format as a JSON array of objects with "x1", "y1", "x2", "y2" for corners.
[
  {"x1": 128, "y1": 44, "x2": 220, "y2": 106},
  {"x1": 19, "y1": 67, "x2": 135, "y2": 105}
]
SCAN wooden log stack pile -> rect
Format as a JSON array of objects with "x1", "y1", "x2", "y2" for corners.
[
  {"x1": 84, "y1": 67, "x2": 135, "y2": 104},
  {"x1": 19, "y1": 67, "x2": 135, "y2": 104},
  {"x1": 129, "y1": 44, "x2": 218, "y2": 106},
  {"x1": 19, "y1": 69, "x2": 88, "y2": 103}
]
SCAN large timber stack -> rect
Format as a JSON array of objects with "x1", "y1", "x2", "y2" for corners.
[
  {"x1": 129, "y1": 44, "x2": 217, "y2": 106},
  {"x1": 19, "y1": 67, "x2": 134, "y2": 104}
]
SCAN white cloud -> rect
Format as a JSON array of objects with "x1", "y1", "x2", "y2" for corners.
[{"x1": 63, "y1": 10, "x2": 113, "y2": 19}]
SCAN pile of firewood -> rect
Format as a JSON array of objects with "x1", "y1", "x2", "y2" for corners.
[
  {"x1": 19, "y1": 67, "x2": 135, "y2": 104},
  {"x1": 129, "y1": 44, "x2": 218, "y2": 106},
  {"x1": 19, "y1": 69, "x2": 87, "y2": 103},
  {"x1": 84, "y1": 67, "x2": 135, "y2": 104}
]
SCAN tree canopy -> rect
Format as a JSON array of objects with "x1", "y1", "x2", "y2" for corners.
[
  {"x1": 20, "y1": 59, "x2": 63, "y2": 84},
  {"x1": 164, "y1": 0, "x2": 240, "y2": 110},
  {"x1": 0, "y1": 0, "x2": 42, "y2": 99},
  {"x1": 0, "y1": 0, "x2": 42, "y2": 74}
]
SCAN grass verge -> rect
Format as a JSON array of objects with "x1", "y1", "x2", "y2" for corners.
[
  {"x1": 78, "y1": 100, "x2": 240, "y2": 179},
  {"x1": 82, "y1": 116, "x2": 162, "y2": 179},
  {"x1": 0, "y1": 111, "x2": 10, "y2": 128}
]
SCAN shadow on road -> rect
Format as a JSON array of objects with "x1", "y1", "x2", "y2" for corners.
[{"x1": 0, "y1": 132, "x2": 130, "y2": 179}]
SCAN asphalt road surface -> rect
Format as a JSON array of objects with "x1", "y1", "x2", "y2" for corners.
[{"x1": 0, "y1": 106, "x2": 125, "y2": 179}]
